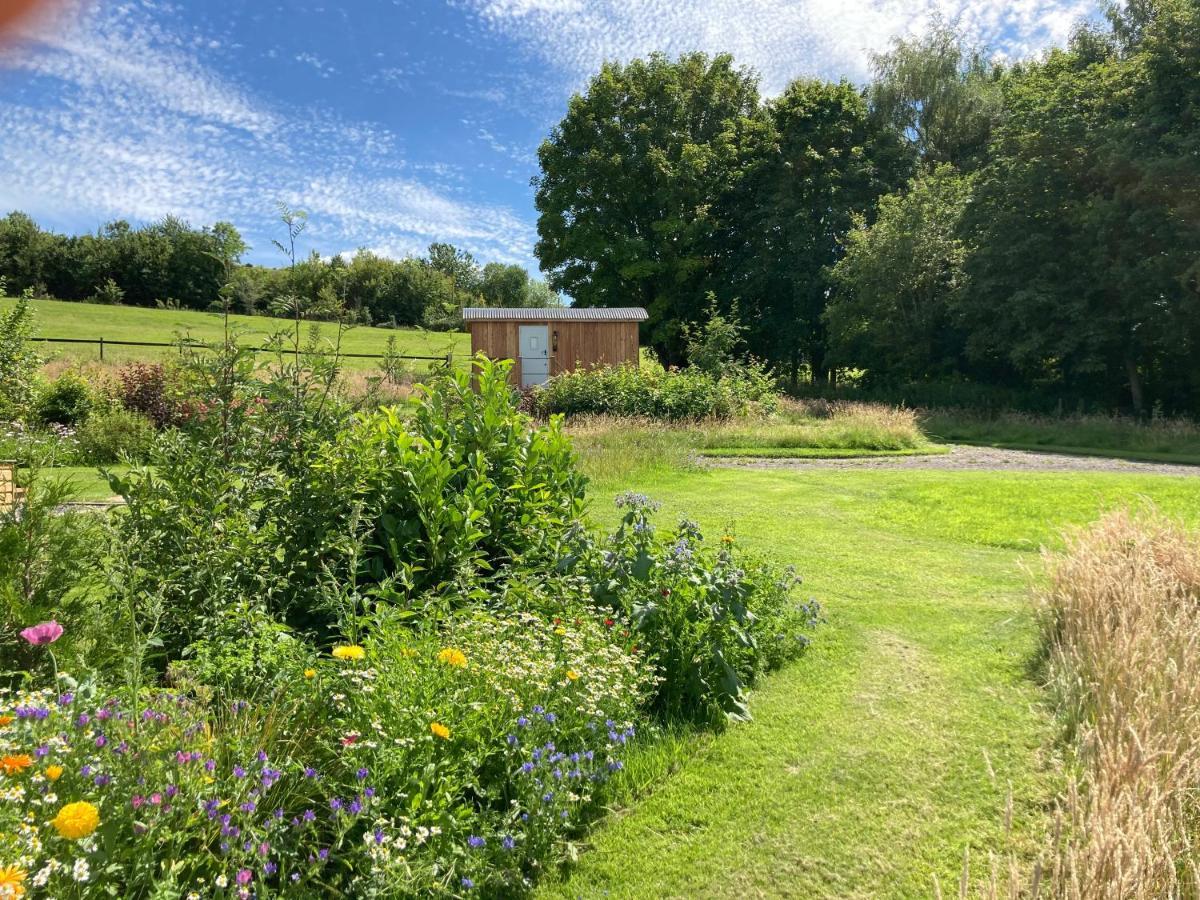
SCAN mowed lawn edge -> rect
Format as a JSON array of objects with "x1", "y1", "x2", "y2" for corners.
[{"x1": 536, "y1": 466, "x2": 1200, "y2": 898}]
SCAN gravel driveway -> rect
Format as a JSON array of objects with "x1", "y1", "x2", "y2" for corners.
[{"x1": 706, "y1": 444, "x2": 1200, "y2": 476}]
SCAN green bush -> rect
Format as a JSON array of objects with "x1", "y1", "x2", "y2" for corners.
[
  {"x1": 34, "y1": 372, "x2": 95, "y2": 426},
  {"x1": 75, "y1": 406, "x2": 156, "y2": 463},
  {"x1": 568, "y1": 492, "x2": 820, "y2": 726},
  {"x1": 0, "y1": 292, "x2": 41, "y2": 420},
  {"x1": 532, "y1": 360, "x2": 779, "y2": 421}
]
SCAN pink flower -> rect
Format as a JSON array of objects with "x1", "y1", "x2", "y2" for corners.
[
  {"x1": 237, "y1": 869, "x2": 253, "y2": 885},
  {"x1": 20, "y1": 620, "x2": 63, "y2": 646}
]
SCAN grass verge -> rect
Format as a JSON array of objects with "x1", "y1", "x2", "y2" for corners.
[
  {"x1": 534, "y1": 464, "x2": 1200, "y2": 897},
  {"x1": 700, "y1": 445, "x2": 949, "y2": 459}
]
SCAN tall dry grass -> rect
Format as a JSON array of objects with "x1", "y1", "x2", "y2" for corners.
[{"x1": 969, "y1": 509, "x2": 1200, "y2": 899}]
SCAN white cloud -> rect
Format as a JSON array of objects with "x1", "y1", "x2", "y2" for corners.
[
  {"x1": 463, "y1": 0, "x2": 1100, "y2": 93},
  {"x1": 0, "y1": 0, "x2": 536, "y2": 266}
]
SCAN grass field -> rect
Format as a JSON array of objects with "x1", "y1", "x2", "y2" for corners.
[
  {"x1": 3, "y1": 297, "x2": 470, "y2": 370},
  {"x1": 528, "y1": 451, "x2": 1200, "y2": 896}
]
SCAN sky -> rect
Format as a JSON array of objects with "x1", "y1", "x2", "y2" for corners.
[{"x1": 0, "y1": 0, "x2": 1102, "y2": 273}]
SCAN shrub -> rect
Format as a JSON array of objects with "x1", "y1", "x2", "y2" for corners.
[
  {"x1": 569, "y1": 493, "x2": 820, "y2": 725},
  {"x1": 118, "y1": 362, "x2": 177, "y2": 428},
  {"x1": 532, "y1": 360, "x2": 779, "y2": 421},
  {"x1": 34, "y1": 373, "x2": 95, "y2": 426},
  {"x1": 75, "y1": 407, "x2": 156, "y2": 464},
  {"x1": 0, "y1": 293, "x2": 41, "y2": 419}
]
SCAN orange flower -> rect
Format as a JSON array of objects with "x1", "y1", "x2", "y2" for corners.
[
  {"x1": 0, "y1": 754, "x2": 34, "y2": 776},
  {"x1": 44, "y1": 765, "x2": 64, "y2": 781},
  {"x1": 430, "y1": 722, "x2": 450, "y2": 740},
  {"x1": 0, "y1": 865, "x2": 27, "y2": 898},
  {"x1": 0, "y1": 714, "x2": 13, "y2": 727}
]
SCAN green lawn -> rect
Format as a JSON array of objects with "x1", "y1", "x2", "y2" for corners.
[
  {"x1": 535, "y1": 463, "x2": 1200, "y2": 898},
  {"x1": 34, "y1": 465, "x2": 128, "y2": 502},
  {"x1": 4, "y1": 297, "x2": 469, "y2": 370}
]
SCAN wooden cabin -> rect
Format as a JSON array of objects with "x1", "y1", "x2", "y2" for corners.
[{"x1": 462, "y1": 307, "x2": 647, "y2": 388}]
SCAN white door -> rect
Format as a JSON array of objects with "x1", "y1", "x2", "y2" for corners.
[{"x1": 518, "y1": 325, "x2": 550, "y2": 388}]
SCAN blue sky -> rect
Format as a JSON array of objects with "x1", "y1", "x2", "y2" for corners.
[{"x1": 0, "y1": 0, "x2": 1101, "y2": 272}]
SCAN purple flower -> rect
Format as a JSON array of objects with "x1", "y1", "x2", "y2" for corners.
[
  {"x1": 303, "y1": 767, "x2": 318, "y2": 779},
  {"x1": 291, "y1": 872, "x2": 300, "y2": 882},
  {"x1": 233, "y1": 765, "x2": 246, "y2": 778},
  {"x1": 462, "y1": 878, "x2": 475, "y2": 889},
  {"x1": 95, "y1": 734, "x2": 107, "y2": 748},
  {"x1": 317, "y1": 848, "x2": 329, "y2": 861},
  {"x1": 364, "y1": 787, "x2": 376, "y2": 798},
  {"x1": 58, "y1": 693, "x2": 74, "y2": 706},
  {"x1": 348, "y1": 798, "x2": 362, "y2": 815},
  {"x1": 544, "y1": 713, "x2": 557, "y2": 724},
  {"x1": 165, "y1": 784, "x2": 178, "y2": 798},
  {"x1": 263, "y1": 861, "x2": 278, "y2": 876},
  {"x1": 204, "y1": 759, "x2": 216, "y2": 773},
  {"x1": 356, "y1": 767, "x2": 369, "y2": 780},
  {"x1": 256, "y1": 750, "x2": 268, "y2": 763},
  {"x1": 258, "y1": 841, "x2": 270, "y2": 856},
  {"x1": 516, "y1": 716, "x2": 529, "y2": 728},
  {"x1": 502, "y1": 835, "x2": 515, "y2": 851},
  {"x1": 93, "y1": 774, "x2": 111, "y2": 787},
  {"x1": 240, "y1": 801, "x2": 257, "y2": 813},
  {"x1": 506, "y1": 734, "x2": 518, "y2": 746},
  {"x1": 468, "y1": 835, "x2": 485, "y2": 849},
  {"x1": 521, "y1": 762, "x2": 534, "y2": 774},
  {"x1": 237, "y1": 868, "x2": 253, "y2": 886},
  {"x1": 531, "y1": 705, "x2": 544, "y2": 714},
  {"x1": 542, "y1": 792, "x2": 553, "y2": 803},
  {"x1": 373, "y1": 827, "x2": 385, "y2": 844},
  {"x1": 76, "y1": 713, "x2": 90, "y2": 727},
  {"x1": 302, "y1": 809, "x2": 316, "y2": 822},
  {"x1": 329, "y1": 798, "x2": 342, "y2": 811},
  {"x1": 34, "y1": 745, "x2": 49, "y2": 759},
  {"x1": 20, "y1": 620, "x2": 63, "y2": 645}
]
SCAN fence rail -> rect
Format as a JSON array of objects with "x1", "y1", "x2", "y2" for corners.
[{"x1": 29, "y1": 336, "x2": 452, "y2": 365}]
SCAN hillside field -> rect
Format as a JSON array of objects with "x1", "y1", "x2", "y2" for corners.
[{"x1": 2, "y1": 297, "x2": 470, "y2": 370}]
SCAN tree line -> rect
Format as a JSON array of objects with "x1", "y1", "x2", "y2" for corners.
[
  {"x1": 0, "y1": 210, "x2": 561, "y2": 331},
  {"x1": 533, "y1": 0, "x2": 1199, "y2": 413}
]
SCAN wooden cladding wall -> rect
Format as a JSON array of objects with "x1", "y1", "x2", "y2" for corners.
[{"x1": 468, "y1": 320, "x2": 639, "y2": 384}]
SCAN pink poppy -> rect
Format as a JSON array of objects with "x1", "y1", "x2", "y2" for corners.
[{"x1": 20, "y1": 621, "x2": 63, "y2": 646}]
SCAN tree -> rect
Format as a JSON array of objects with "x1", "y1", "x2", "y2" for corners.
[
  {"x1": 731, "y1": 78, "x2": 907, "y2": 383},
  {"x1": 868, "y1": 21, "x2": 1004, "y2": 172},
  {"x1": 963, "y1": 2, "x2": 1200, "y2": 412},
  {"x1": 825, "y1": 166, "x2": 975, "y2": 382},
  {"x1": 426, "y1": 242, "x2": 481, "y2": 297},
  {"x1": 478, "y1": 262, "x2": 528, "y2": 308},
  {"x1": 534, "y1": 52, "x2": 764, "y2": 362}
]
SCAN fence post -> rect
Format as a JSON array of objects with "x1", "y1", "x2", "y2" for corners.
[
  {"x1": 99, "y1": 337, "x2": 104, "y2": 362},
  {"x1": 445, "y1": 352, "x2": 453, "y2": 368}
]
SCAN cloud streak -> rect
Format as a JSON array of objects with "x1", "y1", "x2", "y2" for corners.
[
  {"x1": 0, "y1": 0, "x2": 536, "y2": 265},
  {"x1": 463, "y1": 0, "x2": 1099, "y2": 93}
]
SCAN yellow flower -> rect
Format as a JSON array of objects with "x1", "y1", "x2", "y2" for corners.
[
  {"x1": 0, "y1": 714, "x2": 13, "y2": 727},
  {"x1": 0, "y1": 865, "x2": 27, "y2": 898},
  {"x1": 565, "y1": 670, "x2": 579, "y2": 681},
  {"x1": 331, "y1": 645, "x2": 366, "y2": 661},
  {"x1": 436, "y1": 648, "x2": 467, "y2": 668},
  {"x1": 51, "y1": 801, "x2": 100, "y2": 840},
  {"x1": 399, "y1": 647, "x2": 418, "y2": 658},
  {"x1": 430, "y1": 722, "x2": 450, "y2": 740},
  {"x1": 0, "y1": 754, "x2": 33, "y2": 776},
  {"x1": 303, "y1": 668, "x2": 316, "y2": 679},
  {"x1": 554, "y1": 627, "x2": 566, "y2": 636},
  {"x1": 721, "y1": 534, "x2": 735, "y2": 544},
  {"x1": 44, "y1": 765, "x2": 64, "y2": 782}
]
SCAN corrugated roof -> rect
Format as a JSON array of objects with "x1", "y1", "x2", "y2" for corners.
[{"x1": 461, "y1": 307, "x2": 648, "y2": 322}]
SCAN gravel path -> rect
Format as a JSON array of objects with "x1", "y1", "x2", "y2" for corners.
[{"x1": 705, "y1": 444, "x2": 1200, "y2": 476}]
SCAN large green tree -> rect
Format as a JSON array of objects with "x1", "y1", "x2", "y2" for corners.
[
  {"x1": 534, "y1": 52, "x2": 763, "y2": 361},
  {"x1": 730, "y1": 79, "x2": 907, "y2": 382},
  {"x1": 963, "y1": 0, "x2": 1200, "y2": 412},
  {"x1": 825, "y1": 165, "x2": 975, "y2": 383}
]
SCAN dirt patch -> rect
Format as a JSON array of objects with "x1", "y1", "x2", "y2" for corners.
[{"x1": 705, "y1": 444, "x2": 1200, "y2": 476}]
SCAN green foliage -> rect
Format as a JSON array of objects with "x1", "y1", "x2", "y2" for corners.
[
  {"x1": 570, "y1": 493, "x2": 820, "y2": 725},
  {"x1": 88, "y1": 276, "x2": 124, "y2": 305},
  {"x1": 532, "y1": 360, "x2": 779, "y2": 421},
  {"x1": 34, "y1": 372, "x2": 95, "y2": 426},
  {"x1": 867, "y1": 20, "x2": 1004, "y2": 171},
  {"x1": 534, "y1": 52, "x2": 764, "y2": 362},
  {"x1": 75, "y1": 406, "x2": 156, "y2": 464},
  {"x1": 681, "y1": 294, "x2": 746, "y2": 375},
  {"x1": 826, "y1": 165, "x2": 974, "y2": 381},
  {"x1": 0, "y1": 291, "x2": 41, "y2": 418}
]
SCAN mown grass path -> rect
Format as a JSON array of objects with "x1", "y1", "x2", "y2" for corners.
[{"x1": 540, "y1": 468, "x2": 1200, "y2": 898}]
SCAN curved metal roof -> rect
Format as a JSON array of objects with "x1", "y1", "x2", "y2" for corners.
[{"x1": 462, "y1": 307, "x2": 647, "y2": 322}]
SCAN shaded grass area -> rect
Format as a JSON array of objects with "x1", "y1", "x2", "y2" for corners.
[
  {"x1": 4, "y1": 296, "x2": 469, "y2": 370},
  {"x1": 535, "y1": 465, "x2": 1200, "y2": 898},
  {"x1": 924, "y1": 409, "x2": 1200, "y2": 465}
]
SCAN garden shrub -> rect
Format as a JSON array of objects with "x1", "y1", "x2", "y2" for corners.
[
  {"x1": 118, "y1": 362, "x2": 178, "y2": 428},
  {"x1": 566, "y1": 492, "x2": 820, "y2": 726},
  {"x1": 0, "y1": 292, "x2": 41, "y2": 420},
  {"x1": 34, "y1": 373, "x2": 94, "y2": 427},
  {"x1": 531, "y1": 360, "x2": 779, "y2": 422},
  {"x1": 75, "y1": 407, "x2": 156, "y2": 464}
]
